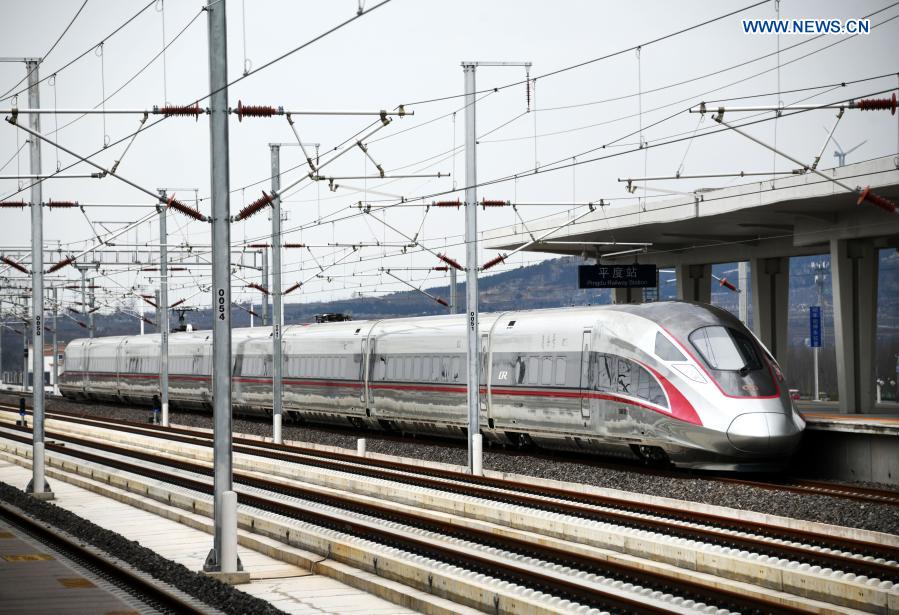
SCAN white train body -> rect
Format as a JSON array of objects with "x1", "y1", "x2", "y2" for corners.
[{"x1": 60, "y1": 302, "x2": 805, "y2": 470}]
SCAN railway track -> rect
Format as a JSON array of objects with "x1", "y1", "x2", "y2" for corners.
[
  {"x1": 3, "y1": 394, "x2": 898, "y2": 509},
  {"x1": 23, "y1": 408, "x2": 898, "y2": 581},
  {"x1": 0, "y1": 496, "x2": 212, "y2": 615},
  {"x1": 1, "y1": 406, "x2": 898, "y2": 613},
  {"x1": 0, "y1": 423, "x2": 809, "y2": 614}
]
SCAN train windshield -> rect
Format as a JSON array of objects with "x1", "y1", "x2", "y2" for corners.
[{"x1": 688, "y1": 326, "x2": 776, "y2": 397}]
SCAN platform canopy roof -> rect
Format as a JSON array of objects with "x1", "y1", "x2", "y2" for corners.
[{"x1": 484, "y1": 156, "x2": 899, "y2": 266}]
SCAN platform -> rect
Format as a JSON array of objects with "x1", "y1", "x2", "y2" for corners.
[
  {"x1": 0, "y1": 461, "x2": 417, "y2": 615},
  {"x1": 795, "y1": 408, "x2": 899, "y2": 486},
  {"x1": 0, "y1": 518, "x2": 148, "y2": 615}
]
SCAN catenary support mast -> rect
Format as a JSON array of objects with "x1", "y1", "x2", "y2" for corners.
[
  {"x1": 158, "y1": 191, "x2": 170, "y2": 427},
  {"x1": 462, "y1": 62, "x2": 479, "y2": 473},
  {"x1": 204, "y1": 0, "x2": 239, "y2": 574},
  {"x1": 25, "y1": 58, "x2": 51, "y2": 497},
  {"x1": 270, "y1": 144, "x2": 284, "y2": 445}
]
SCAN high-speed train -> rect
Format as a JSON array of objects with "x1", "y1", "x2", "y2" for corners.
[{"x1": 59, "y1": 302, "x2": 805, "y2": 470}]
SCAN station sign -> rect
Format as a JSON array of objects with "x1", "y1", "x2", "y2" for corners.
[
  {"x1": 578, "y1": 264, "x2": 657, "y2": 289},
  {"x1": 809, "y1": 305, "x2": 822, "y2": 348}
]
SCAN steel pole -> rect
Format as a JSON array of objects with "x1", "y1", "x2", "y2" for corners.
[
  {"x1": 22, "y1": 299, "x2": 28, "y2": 390},
  {"x1": 449, "y1": 268, "x2": 457, "y2": 314},
  {"x1": 738, "y1": 261, "x2": 749, "y2": 325},
  {"x1": 80, "y1": 269, "x2": 87, "y2": 331},
  {"x1": 204, "y1": 0, "x2": 238, "y2": 574},
  {"x1": 270, "y1": 144, "x2": 283, "y2": 445},
  {"x1": 260, "y1": 248, "x2": 269, "y2": 326},
  {"x1": 88, "y1": 287, "x2": 95, "y2": 338},
  {"x1": 26, "y1": 59, "x2": 49, "y2": 495},
  {"x1": 813, "y1": 346, "x2": 819, "y2": 401},
  {"x1": 158, "y1": 194, "x2": 170, "y2": 427},
  {"x1": 51, "y1": 287, "x2": 58, "y2": 395},
  {"x1": 462, "y1": 63, "x2": 480, "y2": 474}
]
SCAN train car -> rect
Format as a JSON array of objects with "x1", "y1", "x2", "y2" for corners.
[{"x1": 59, "y1": 302, "x2": 805, "y2": 470}]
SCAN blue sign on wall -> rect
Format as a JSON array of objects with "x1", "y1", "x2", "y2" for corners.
[{"x1": 809, "y1": 305, "x2": 822, "y2": 348}]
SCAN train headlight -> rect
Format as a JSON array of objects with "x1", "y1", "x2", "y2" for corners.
[{"x1": 671, "y1": 363, "x2": 706, "y2": 384}]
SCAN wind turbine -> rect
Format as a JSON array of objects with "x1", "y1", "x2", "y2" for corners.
[{"x1": 824, "y1": 127, "x2": 866, "y2": 167}]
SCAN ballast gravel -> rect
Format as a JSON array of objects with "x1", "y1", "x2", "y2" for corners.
[
  {"x1": 8, "y1": 392, "x2": 899, "y2": 536},
  {"x1": 0, "y1": 481, "x2": 287, "y2": 615}
]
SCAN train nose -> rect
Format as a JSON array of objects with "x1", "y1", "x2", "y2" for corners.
[{"x1": 726, "y1": 412, "x2": 802, "y2": 454}]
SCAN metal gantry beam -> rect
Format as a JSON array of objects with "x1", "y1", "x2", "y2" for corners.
[
  {"x1": 271, "y1": 144, "x2": 284, "y2": 445},
  {"x1": 204, "y1": 0, "x2": 240, "y2": 576}
]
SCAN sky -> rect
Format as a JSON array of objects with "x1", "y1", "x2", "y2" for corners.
[{"x1": 1, "y1": 0, "x2": 897, "y2": 317}]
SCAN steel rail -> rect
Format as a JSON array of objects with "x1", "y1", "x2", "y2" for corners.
[
  {"x1": 3, "y1": 402, "x2": 897, "y2": 582},
  {"x1": 0, "y1": 499, "x2": 210, "y2": 614},
  {"x1": 0, "y1": 425, "x2": 803, "y2": 614}
]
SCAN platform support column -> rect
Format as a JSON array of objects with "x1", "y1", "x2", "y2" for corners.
[
  {"x1": 612, "y1": 287, "x2": 643, "y2": 304},
  {"x1": 830, "y1": 239, "x2": 878, "y2": 414},
  {"x1": 462, "y1": 62, "x2": 481, "y2": 474},
  {"x1": 675, "y1": 264, "x2": 711, "y2": 303},
  {"x1": 737, "y1": 261, "x2": 749, "y2": 325},
  {"x1": 750, "y1": 256, "x2": 790, "y2": 374},
  {"x1": 204, "y1": 0, "x2": 240, "y2": 575},
  {"x1": 270, "y1": 143, "x2": 283, "y2": 445}
]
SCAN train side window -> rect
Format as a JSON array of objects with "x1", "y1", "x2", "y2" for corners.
[
  {"x1": 636, "y1": 364, "x2": 651, "y2": 399},
  {"x1": 596, "y1": 354, "x2": 614, "y2": 390},
  {"x1": 404, "y1": 357, "x2": 412, "y2": 381},
  {"x1": 555, "y1": 357, "x2": 566, "y2": 385},
  {"x1": 451, "y1": 357, "x2": 460, "y2": 382},
  {"x1": 634, "y1": 363, "x2": 667, "y2": 407},
  {"x1": 514, "y1": 356, "x2": 526, "y2": 384},
  {"x1": 617, "y1": 357, "x2": 634, "y2": 395},
  {"x1": 527, "y1": 357, "x2": 539, "y2": 385},
  {"x1": 541, "y1": 357, "x2": 553, "y2": 385},
  {"x1": 654, "y1": 332, "x2": 685, "y2": 361}
]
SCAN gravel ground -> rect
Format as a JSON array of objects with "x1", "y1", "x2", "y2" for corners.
[
  {"x1": 0, "y1": 481, "x2": 286, "y2": 615},
  {"x1": 6, "y1": 392, "x2": 898, "y2": 536}
]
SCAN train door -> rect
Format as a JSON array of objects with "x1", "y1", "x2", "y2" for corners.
[
  {"x1": 365, "y1": 337, "x2": 380, "y2": 420},
  {"x1": 480, "y1": 333, "x2": 489, "y2": 420},
  {"x1": 115, "y1": 337, "x2": 126, "y2": 401},
  {"x1": 360, "y1": 338, "x2": 369, "y2": 409},
  {"x1": 580, "y1": 329, "x2": 592, "y2": 419}
]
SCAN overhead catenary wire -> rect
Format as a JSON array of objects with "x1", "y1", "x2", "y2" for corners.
[
  {"x1": 1, "y1": 0, "x2": 158, "y2": 104},
  {"x1": 10, "y1": 9, "x2": 896, "y2": 316},
  {"x1": 0, "y1": 0, "x2": 90, "y2": 100}
]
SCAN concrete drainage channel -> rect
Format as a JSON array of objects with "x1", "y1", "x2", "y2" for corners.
[{"x1": 0, "y1": 417, "x2": 896, "y2": 613}]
